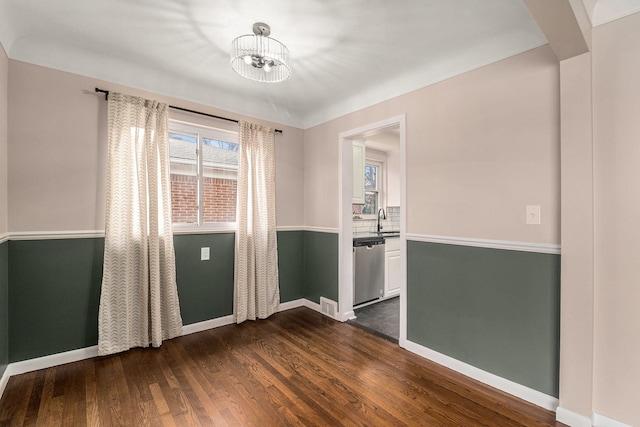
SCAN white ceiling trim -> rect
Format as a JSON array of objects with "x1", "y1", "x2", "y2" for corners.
[
  {"x1": 583, "y1": 0, "x2": 640, "y2": 26},
  {"x1": 302, "y1": 40, "x2": 545, "y2": 129},
  {"x1": 0, "y1": 0, "x2": 549, "y2": 130},
  {"x1": 7, "y1": 36, "x2": 307, "y2": 128}
]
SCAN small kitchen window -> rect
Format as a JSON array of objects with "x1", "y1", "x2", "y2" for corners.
[{"x1": 362, "y1": 161, "x2": 382, "y2": 215}]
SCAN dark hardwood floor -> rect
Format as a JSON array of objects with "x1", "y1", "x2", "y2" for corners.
[{"x1": 0, "y1": 307, "x2": 565, "y2": 426}]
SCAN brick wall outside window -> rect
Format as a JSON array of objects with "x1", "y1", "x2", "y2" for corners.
[
  {"x1": 203, "y1": 177, "x2": 237, "y2": 222},
  {"x1": 170, "y1": 174, "x2": 237, "y2": 223},
  {"x1": 171, "y1": 174, "x2": 197, "y2": 223}
]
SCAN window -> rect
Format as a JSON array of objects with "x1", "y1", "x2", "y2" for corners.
[
  {"x1": 362, "y1": 161, "x2": 381, "y2": 215},
  {"x1": 169, "y1": 120, "x2": 239, "y2": 228}
]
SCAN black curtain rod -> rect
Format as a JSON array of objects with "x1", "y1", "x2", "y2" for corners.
[{"x1": 94, "y1": 88, "x2": 283, "y2": 134}]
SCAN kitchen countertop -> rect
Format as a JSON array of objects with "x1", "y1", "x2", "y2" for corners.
[{"x1": 353, "y1": 232, "x2": 400, "y2": 241}]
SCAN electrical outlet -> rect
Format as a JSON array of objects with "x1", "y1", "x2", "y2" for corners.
[
  {"x1": 201, "y1": 247, "x2": 210, "y2": 261},
  {"x1": 526, "y1": 205, "x2": 541, "y2": 225}
]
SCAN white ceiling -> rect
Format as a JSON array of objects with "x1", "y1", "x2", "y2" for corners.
[
  {"x1": 0, "y1": 1, "x2": 637, "y2": 129},
  {"x1": 361, "y1": 127, "x2": 400, "y2": 154}
]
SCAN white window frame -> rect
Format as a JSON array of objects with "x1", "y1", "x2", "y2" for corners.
[
  {"x1": 169, "y1": 119, "x2": 239, "y2": 233},
  {"x1": 361, "y1": 159, "x2": 385, "y2": 219}
]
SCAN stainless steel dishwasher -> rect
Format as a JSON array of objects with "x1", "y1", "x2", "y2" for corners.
[{"x1": 353, "y1": 236, "x2": 385, "y2": 306}]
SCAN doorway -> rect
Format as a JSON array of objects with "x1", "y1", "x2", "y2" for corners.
[{"x1": 338, "y1": 115, "x2": 407, "y2": 345}]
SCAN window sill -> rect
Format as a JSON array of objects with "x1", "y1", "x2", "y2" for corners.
[
  {"x1": 172, "y1": 223, "x2": 236, "y2": 235},
  {"x1": 353, "y1": 215, "x2": 377, "y2": 221}
]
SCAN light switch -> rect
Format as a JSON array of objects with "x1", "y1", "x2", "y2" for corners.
[
  {"x1": 526, "y1": 205, "x2": 541, "y2": 225},
  {"x1": 201, "y1": 247, "x2": 210, "y2": 261}
]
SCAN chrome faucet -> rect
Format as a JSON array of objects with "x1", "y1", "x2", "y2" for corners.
[{"x1": 377, "y1": 207, "x2": 386, "y2": 233}]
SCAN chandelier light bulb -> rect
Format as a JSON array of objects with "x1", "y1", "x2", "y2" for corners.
[{"x1": 243, "y1": 55, "x2": 253, "y2": 65}]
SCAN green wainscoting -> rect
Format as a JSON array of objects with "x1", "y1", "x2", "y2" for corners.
[
  {"x1": 0, "y1": 242, "x2": 8, "y2": 376},
  {"x1": 5, "y1": 230, "x2": 322, "y2": 362},
  {"x1": 173, "y1": 233, "x2": 235, "y2": 325},
  {"x1": 277, "y1": 230, "x2": 304, "y2": 302},
  {"x1": 303, "y1": 231, "x2": 339, "y2": 304},
  {"x1": 407, "y1": 240, "x2": 560, "y2": 397},
  {"x1": 174, "y1": 230, "x2": 306, "y2": 326},
  {"x1": 6, "y1": 231, "x2": 559, "y2": 399},
  {"x1": 9, "y1": 239, "x2": 103, "y2": 363}
]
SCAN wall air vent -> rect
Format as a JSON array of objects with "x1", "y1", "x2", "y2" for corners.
[{"x1": 320, "y1": 297, "x2": 339, "y2": 320}]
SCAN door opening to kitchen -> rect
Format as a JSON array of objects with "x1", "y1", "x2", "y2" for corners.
[{"x1": 338, "y1": 115, "x2": 406, "y2": 345}]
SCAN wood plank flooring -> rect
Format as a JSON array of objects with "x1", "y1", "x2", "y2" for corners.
[{"x1": 0, "y1": 307, "x2": 566, "y2": 426}]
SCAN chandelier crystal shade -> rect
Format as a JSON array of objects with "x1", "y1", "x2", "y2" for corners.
[{"x1": 230, "y1": 23, "x2": 291, "y2": 83}]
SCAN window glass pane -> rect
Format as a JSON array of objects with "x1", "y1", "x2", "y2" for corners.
[
  {"x1": 202, "y1": 138, "x2": 238, "y2": 223},
  {"x1": 169, "y1": 132, "x2": 198, "y2": 224},
  {"x1": 169, "y1": 121, "x2": 239, "y2": 226},
  {"x1": 202, "y1": 137, "x2": 239, "y2": 152},
  {"x1": 363, "y1": 191, "x2": 378, "y2": 215},
  {"x1": 364, "y1": 165, "x2": 377, "y2": 190}
]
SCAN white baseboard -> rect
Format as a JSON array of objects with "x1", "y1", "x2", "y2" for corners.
[
  {"x1": 181, "y1": 315, "x2": 235, "y2": 336},
  {"x1": 402, "y1": 339, "x2": 559, "y2": 412},
  {"x1": 555, "y1": 407, "x2": 633, "y2": 427},
  {"x1": 279, "y1": 299, "x2": 306, "y2": 311},
  {"x1": 0, "y1": 346, "x2": 101, "y2": 399},
  {"x1": 1, "y1": 300, "x2": 563, "y2": 419},
  {"x1": 556, "y1": 407, "x2": 593, "y2": 427},
  {"x1": 302, "y1": 298, "x2": 322, "y2": 313},
  {"x1": 593, "y1": 413, "x2": 633, "y2": 427},
  {"x1": 0, "y1": 298, "x2": 318, "y2": 400},
  {"x1": 342, "y1": 310, "x2": 356, "y2": 321},
  {"x1": 9, "y1": 346, "x2": 99, "y2": 377},
  {"x1": 284, "y1": 298, "x2": 346, "y2": 321},
  {"x1": 181, "y1": 299, "x2": 312, "y2": 336},
  {"x1": 0, "y1": 367, "x2": 10, "y2": 400}
]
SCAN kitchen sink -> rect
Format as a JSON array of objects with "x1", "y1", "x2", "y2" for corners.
[{"x1": 376, "y1": 231, "x2": 400, "y2": 237}]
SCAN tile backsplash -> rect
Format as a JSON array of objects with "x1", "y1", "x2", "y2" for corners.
[
  {"x1": 352, "y1": 206, "x2": 401, "y2": 234},
  {"x1": 387, "y1": 206, "x2": 400, "y2": 222}
]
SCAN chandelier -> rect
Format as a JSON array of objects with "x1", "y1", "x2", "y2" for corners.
[{"x1": 230, "y1": 22, "x2": 291, "y2": 83}]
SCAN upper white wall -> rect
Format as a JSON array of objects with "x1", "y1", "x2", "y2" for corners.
[
  {"x1": 407, "y1": 46, "x2": 559, "y2": 243},
  {"x1": 592, "y1": 12, "x2": 640, "y2": 427},
  {"x1": 0, "y1": 44, "x2": 8, "y2": 237},
  {"x1": 7, "y1": 61, "x2": 305, "y2": 233},
  {"x1": 305, "y1": 45, "x2": 560, "y2": 244},
  {"x1": 559, "y1": 51, "x2": 595, "y2": 421}
]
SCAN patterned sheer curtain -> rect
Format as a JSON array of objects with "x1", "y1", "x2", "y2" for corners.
[
  {"x1": 234, "y1": 121, "x2": 280, "y2": 323},
  {"x1": 98, "y1": 92, "x2": 183, "y2": 356}
]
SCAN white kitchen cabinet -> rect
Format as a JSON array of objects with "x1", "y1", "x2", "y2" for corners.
[
  {"x1": 352, "y1": 140, "x2": 365, "y2": 204},
  {"x1": 385, "y1": 237, "x2": 401, "y2": 297}
]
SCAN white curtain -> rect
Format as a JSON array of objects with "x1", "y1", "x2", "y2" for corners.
[
  {"x1": 98, "y1": 92, "x2": 183, "y2": 356},
  {"x1": 234, "y1": 121, "x2": 280, "y2": 323}
]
